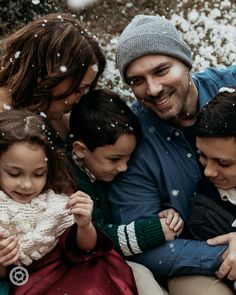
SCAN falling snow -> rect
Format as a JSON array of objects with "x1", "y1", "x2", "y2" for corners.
[
  {"x1": 14, "y1": 51, "x2": 21, "y2": 59},
  {"x1": 59, "y1": 65, "x2": 67, "y2": 73},
  {"x1": 100, "y1": 0, "x2": 235, "y2": 99},
  {"x1": 92, "y1": 64, "x2": 98, "y2": 72},
  {"x1": 32, "y1": 0, "x2": 40, "y2": 5},
  {"x1": 219, "y1": 87, "x2": 236, "y2": 93},
  {"x1": 67, "y1": 0, "x2": 97, "y2": 9}
]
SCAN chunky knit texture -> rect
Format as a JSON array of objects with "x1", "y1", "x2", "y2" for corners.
[{"x1": 0, "y1": 190, "x2": 74, "y2": 265}]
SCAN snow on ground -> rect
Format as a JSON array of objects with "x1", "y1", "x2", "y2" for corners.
[{"x1": 99, "y1": 0, "x2": 236, "y2": 100}]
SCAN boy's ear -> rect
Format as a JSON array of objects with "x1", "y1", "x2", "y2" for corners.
[{"x1": 73, "y1": 141, "x2": 88, "y2": 159}]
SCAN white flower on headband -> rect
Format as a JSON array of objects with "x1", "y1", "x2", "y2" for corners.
[{"x1": 219, "y1": 87, "x2": 236, "y2": 93}]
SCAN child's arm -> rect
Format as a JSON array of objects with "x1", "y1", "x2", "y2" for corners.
[
  {"x1": 66, "y1": 191, "x2": 97, "y2": 250},
  {"x1": 159, "y1": 208, "x2": 184, "y2": 239}
]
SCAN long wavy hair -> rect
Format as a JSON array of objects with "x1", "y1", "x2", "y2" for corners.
[{"x1": 0, "y1": 12, "x2": 106, "y2": 113}]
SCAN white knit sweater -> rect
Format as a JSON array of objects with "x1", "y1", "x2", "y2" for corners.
[{"x1": 0, "y1": 189, "x2": 74, "y2": 265}]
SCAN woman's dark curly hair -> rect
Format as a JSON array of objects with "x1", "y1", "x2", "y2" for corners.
[{"x1": 0, "y1": 12, "x2": 106, "y2": 113}]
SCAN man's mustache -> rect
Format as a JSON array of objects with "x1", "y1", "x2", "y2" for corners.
[{"x1": 143, "y1": 89, "x2": 174, "y2": 102}]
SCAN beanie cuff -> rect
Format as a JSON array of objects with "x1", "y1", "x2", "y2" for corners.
[{"x1": 116, "y1": 33, "x2": 192, "y2": 80}]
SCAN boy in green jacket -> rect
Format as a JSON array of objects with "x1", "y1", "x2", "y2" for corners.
[{"x1": 67, "y1": 88, "x2": 183, "y2": 294}]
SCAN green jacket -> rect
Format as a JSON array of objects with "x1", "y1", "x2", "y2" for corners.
[{"x1": 68, "y1": 158, "x2": 165, "y2": 256}]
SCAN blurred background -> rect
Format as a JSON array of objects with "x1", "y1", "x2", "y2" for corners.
[{"x1": 0, "y1": 0, "x2": 235, "y2": 101}]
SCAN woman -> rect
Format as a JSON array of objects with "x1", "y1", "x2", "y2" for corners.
[
  {"x1": 0, "y1": 12, "x2": 106, "y2": 138},
  {"x1": 0, "y1": 12, "x2": 105, "y2": 294}
]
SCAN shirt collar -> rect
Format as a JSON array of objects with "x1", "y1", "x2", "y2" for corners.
[
  {"x1": 72, "y1": 151, "x2": 96, "y2": 183},
  {"x1": 218, "y1": 188, "x2": 236, "y2": 205}
]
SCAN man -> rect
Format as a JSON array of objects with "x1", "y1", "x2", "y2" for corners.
[{"x1": 108, "y1": 14, "x2": 236, "y2": 294}]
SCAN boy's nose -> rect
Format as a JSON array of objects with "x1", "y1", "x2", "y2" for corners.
[{"x1": 204, "y1": 161, "x2": 218, "y2": 178}]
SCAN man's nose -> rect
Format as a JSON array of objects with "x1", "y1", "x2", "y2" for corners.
[{"x1": 146, "y1": 78, "x2": 163, "y2": 97}]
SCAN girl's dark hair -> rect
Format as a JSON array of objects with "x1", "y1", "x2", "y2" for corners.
[
  {"x1": 69, "y1": 89, "x2": 142, "y2": 151},
  {"x1": 0, "y1": 109, "x2": 75, "y2": 194},
  {"x1": 0, "y1": 12, "x2": 106, "y2": 113},
  {"x1": 196, "y1": 90, "x2": 236, "y2": 138}
]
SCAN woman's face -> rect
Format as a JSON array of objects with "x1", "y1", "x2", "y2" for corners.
[
  {"x1": 196, "y1": 136, "x2": 236, "y2": 189},
  {"x1": 47, "y1": 64, "x2": 98, "y2": 121}
]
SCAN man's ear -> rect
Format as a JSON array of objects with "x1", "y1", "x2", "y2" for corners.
[{"x1": 73, "y1": 141, "x2": 88, "y2": 159}]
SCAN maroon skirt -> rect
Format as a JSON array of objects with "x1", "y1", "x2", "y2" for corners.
[{"x1": 12, "y1": 225, "x2": 138, "y2": 295}]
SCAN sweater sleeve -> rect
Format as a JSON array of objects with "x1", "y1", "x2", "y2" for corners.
[
  {"x1": 68, "y1": 158, "x2": 165, "y2": 257},
  {"x1": 94, "y1": 206, "x2": 165, "y2": 256}
]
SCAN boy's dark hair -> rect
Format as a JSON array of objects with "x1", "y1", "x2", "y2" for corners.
[
  {"x1": 0, "y1": 13, "x2": 105, "y2": 113},
  {"x1": 0, "y1": 109, "x2": 75, "y2": 194},
  {"x1": 196, "y1": 90, "x2": 236, "y2": 138},
  {"x1": 69, "y1": 89, "x2": 142, "y2": 151}
]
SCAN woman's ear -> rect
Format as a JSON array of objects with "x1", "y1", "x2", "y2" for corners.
[{"x1": 72, "y1": 141, "x2": 88, "y2": 159}]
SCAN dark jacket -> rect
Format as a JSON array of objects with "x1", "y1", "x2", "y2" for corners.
[{"x1": 188, "y1": 176, "x2": 236, "y2": 240}]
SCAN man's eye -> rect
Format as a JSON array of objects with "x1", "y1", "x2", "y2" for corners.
[
  {"x1": 153, "y1": 67, "x2": 168, "y2": 75},
  {"x1": 129, "y1": 77, "x2": 143, "y2": 86}
]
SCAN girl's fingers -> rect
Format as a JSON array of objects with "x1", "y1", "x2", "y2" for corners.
[
  {"x1": 0, "y1": 237, "x2": 19, "y2": 265},
  {"x1": 70, "y1": 207, "x2": 92, "y2": 217},
  {"x1": 67, "y1": 193, "x2": 93, "y2": 209},
  {"x1": 0, "y1": 236, "x2": 18, "y2": 252}
]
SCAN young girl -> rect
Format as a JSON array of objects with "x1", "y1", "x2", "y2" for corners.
[
  {"x1": 0, "y1": 109, "x2": 138, "y2": 295},
  {"x1": 0, "y1": 12, "x2": 106, "y2": 138}
]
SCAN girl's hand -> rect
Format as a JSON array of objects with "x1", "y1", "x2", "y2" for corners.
[
  {"x1": 67, "y1": 191, "x2": 93, "y2": 229},
  {"x1": 159, "y1": 208, "x2": 184, "y2": 236},
  {"x1": 0, "y1": 234, "x2": 19, "y2": 266}
]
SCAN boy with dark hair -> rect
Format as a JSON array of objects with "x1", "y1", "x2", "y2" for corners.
[{"x1": 68, "y1": 88, "x2": 184, "y2": 295}]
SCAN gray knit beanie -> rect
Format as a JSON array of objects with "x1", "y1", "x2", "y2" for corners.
[{"x1": 116, "y1": 14, "x2": 192, "y2": 81}]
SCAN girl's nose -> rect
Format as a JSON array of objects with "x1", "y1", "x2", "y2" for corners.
[{"x1": 20, "y1": 178, "x2": 32, "y2": 190}]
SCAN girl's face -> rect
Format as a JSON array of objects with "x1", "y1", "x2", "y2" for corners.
[
  {"x1": 196, "y1": 136, "x2": 236, "y2": 190},
  {"x1": 47, "y1": 64, "x2": 98, "y2": 121},
  {"x1": 74, "y1": 134, "x2": 137, "y2": 182},
  {"x1": 0, "y1": 141, "x2": 48, "y2": 203}
]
